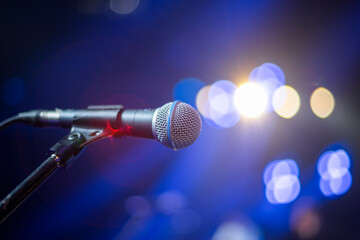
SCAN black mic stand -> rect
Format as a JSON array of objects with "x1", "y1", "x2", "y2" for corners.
[{"x1": 0, "y1": 121, "x2": 120, "y2": 223}]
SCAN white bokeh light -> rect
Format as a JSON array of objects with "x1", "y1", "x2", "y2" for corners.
[{"x1": 234, "y1": 82, "x2": 268, "y2": 118}]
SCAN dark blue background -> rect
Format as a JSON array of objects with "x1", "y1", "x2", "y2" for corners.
[{"x1": 1, "y1": 0, "x2": 360, "y2": 239}]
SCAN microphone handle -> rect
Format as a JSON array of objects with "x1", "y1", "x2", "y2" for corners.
[
  {"x1": 17, "y1": 107, "x2": 156, "y2": 139},
  {"x1": 18, "y1": 108, "x2": 122, "y2": 129}
]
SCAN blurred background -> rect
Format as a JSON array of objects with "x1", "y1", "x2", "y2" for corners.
[{"x1": 1, "y1": 0, "x2": 359, "y2": 239}]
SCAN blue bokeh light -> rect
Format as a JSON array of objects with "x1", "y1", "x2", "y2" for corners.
[
  {"x1": 264, "y1": 159, "x2": 301, "y2": 204},
  {"x1": 173, "y1": 78, "x2": 205, "y2": 108},
  {"x1": 156, "y1": 191, "x2": 186, "y2": 214},
  {"x1": 209, "y1": 80, "x2": 238, "y2": 99},
  {"x1": 320, "y1": 172, "x2": 352, "y2": 197},
  {"x1": 205, "y1": 80, "x2": 240, "y2": 128},
  {"x1": 261, "y1": 63, "x2": 285, "y2": 84},
  {"x1": 263, "y1": 159, "x2": 299, "y2": 185},
  {"x1": 208, "y1": 80, "x2": 237, "y2": 114},
  {"x1": 2, "y1": 77, "x2": 26, "y2": 105},
  {"x1": 249, "y1": 63, "x2": 285, "y2": 112},
  {"x1": 329, "y1": 171, "x2": 352, "y2": 195},
  {"x1": 267, "y1": 175, "x2": 301, "y2": 204},
  {"x1": 317, "y1": 149, "x2": 352, "y2": 196},
  {"x1": 209, "y1": 107, "x2": 240, "y2": 128}
]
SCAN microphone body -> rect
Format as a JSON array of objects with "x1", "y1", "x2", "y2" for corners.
[{"x1": 16, "y1": 101, "x2": 202, "y2": 150}]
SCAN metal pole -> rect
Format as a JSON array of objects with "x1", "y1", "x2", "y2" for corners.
[
  {"x1": 0, "y1": 131, "x2": 87, "y2": 223},
  {"x1": 0, "y1": 155, "x2": 59, "y2": 223}
]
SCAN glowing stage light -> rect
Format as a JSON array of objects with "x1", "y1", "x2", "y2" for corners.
[
  {"x1": 272, "y1": 85, "x2": 300, "y2": 119},
  {"x1": 110, "y1": 0, "x2": 140, "y2": 14},
  {"x1": 264, "y1": 159, "x2": 301, "y2": 204},
  {"x1": 234, "y1": 82, "x2": 268, "y2": 118},
  {"x1": 317, "y1": 149, "x2": 352, "y2": 196},
  {"x1": 310, "y1": 87, "x2": 335, "y2": 118}
]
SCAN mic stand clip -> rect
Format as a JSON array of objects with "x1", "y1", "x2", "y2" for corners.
[{"x1": 0, "y1": 108, "x2": 123, "y2": 223}]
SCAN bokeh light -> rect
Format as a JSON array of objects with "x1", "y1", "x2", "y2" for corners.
[
  {"x1": 212, "y1": 220, "x2": 262, "y2": 240},
  {"x1": 249, "y1": 63, "x2": 285, "y2": 97},
  {"x1": 310, "y1": 87, "x2": 335, "y2": 118},
  {"x1": 261, "y1": 63, "x2": 286, "y2": 84},
  {"x1": 2, "y1": 77, "x2": 26, "y2": 106},
  {"x1": 156, "y1": 191, "x2": 186, "y2": 215},
  {"x1": 208, "y1": 80, "x2": 240, "y2": 128},
  {"x1": 272, "y1": 85, "x2": 301, "y2": 119},
  {"x1": 263, "y1": 159, "x2": 299, "y2": 185},
  {"x1": 294, "y1": 210, "x2": 321, "y2": 239},
  {"x1": 109, "y1": 0, "x2": 140, "y2": 14},
  {"x1": 208, "y1": 80, "x2": 237, "y2": 115},
  {"x1": 173, "y1": 78, "x2": 205, "y2": 108},
  {"x1": 264, "y1": 159, "x2": 301, "y2": 204},
  {"x1": 290, "y1": 197, "x2": 321, "y2": 239},
  {"x1": 195, "y1": 80, "x2": 240, "y2": 128},
  {"x1": 234, "y1": 82, "x2": 268, "y2": 118},
  {"x1": 195, "y1": 85, "x2": 211, "y2": 118},
  {"x1": 209, "y1": 108, "x2": 240, "y2": 128},
  {"x1": 317, "y1": 149, "x2": 352, "y2": 196},
  {"x1": 317, "y1": 150, "x2": 350, "y2": 180}
]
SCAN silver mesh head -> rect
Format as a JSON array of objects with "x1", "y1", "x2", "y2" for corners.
[{"x1": 152, "y1": 101, "x2": 202, "y2": 150}]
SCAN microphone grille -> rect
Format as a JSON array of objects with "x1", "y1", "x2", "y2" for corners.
[{"x1": 153, "y1": 101, "x2": 201, "y2": 150}]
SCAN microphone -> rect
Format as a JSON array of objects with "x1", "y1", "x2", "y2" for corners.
[
  {"x1": 0, "y1": 101, "x2": 201, "y2": 223},
  {"x1": 16, "y1": 101, "x2": 202, "y2": 150}
]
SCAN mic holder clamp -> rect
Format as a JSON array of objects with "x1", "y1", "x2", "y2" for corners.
[{"x1": 0, "y1": 106, "x2": 124, "y2": 223}]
